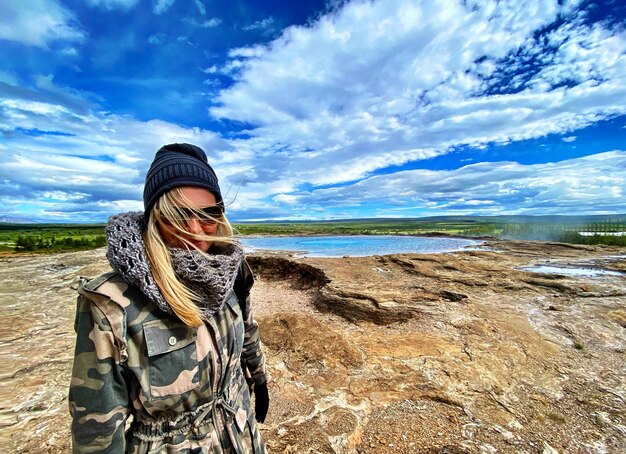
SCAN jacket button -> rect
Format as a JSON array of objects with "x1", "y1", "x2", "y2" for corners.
[{"x1": 168, "y1": 336, "x2": 177, "y2": 346}]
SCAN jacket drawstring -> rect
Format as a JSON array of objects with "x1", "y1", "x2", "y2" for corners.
[{"x1": 132, "y1": 394, "x2": 239, "y2": 444}]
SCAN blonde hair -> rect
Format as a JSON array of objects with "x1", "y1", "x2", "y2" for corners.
[{"x1": 143, "y1": 187, "x2": 235, "y2": 327}]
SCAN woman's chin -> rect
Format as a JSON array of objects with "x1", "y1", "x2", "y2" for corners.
[
  {"x1": 172, "y1": 240, "x2": 211, "y2": 252},
  {"x1": 191, "y1": 240, "x2": 211, "y2": 252}
]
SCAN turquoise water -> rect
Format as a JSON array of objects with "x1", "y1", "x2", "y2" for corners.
[{"x1": 240, "y1": 235, "x2": 481, "y2": 257}]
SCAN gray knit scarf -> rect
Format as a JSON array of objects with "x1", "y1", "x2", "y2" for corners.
[{"x1": 105, "y1": 212, "x2": 243, "y2": 319}]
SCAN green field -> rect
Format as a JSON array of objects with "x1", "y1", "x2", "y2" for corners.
[
  {"x1": 1, "y1": 215, "x2": 625, "y2": 253},
  {"x1": 0, "y1": 224, "x2": 107, "y2": 253},
  {"x1": 234, "y1": 216, "x2": 626, "y2": 246}
]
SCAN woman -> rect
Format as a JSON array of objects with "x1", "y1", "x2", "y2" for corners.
[{"x1": 69, "y1": 143, "x2": 269, "y2": 453}]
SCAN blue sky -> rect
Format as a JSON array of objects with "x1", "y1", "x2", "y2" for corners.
[{"x1": 0, "y1": 0, "x2": 625, "y2": 222}]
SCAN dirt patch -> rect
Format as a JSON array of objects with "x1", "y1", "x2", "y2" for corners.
[
  {"x1": 361, "y1": 399, "x2": 470, "y2": 453},
  {"x1": 259, "y1": 312, "x2": 364, "y2": 388}
]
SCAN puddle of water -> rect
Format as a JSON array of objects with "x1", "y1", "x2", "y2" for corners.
[{"x1": 519, "y1": 265, "x2": 624, "y2": 277}]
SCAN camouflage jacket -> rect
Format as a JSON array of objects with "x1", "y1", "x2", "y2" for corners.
[{"x1": 69, "y1": 268, "x2": 267, "y2": 453}]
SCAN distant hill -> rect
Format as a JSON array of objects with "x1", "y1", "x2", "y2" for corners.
[
  {"x1": 234, "y1": 214, "x2": 626, "y2": 224},
  {"x1": 0, "y1": 215, "x2": 39, "y2": 224},
  {"x1": 410, "y1": 214, "x2": 626, "y2": 224}
]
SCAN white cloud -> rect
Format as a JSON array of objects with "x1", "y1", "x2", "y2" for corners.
[
  {"x1": 87, "y1": 0, "x2": 139, "y2": 11},
  {"x1": 199, "y1": 18, "x2": 221, "y2": 28},
  {"x1": 0, "y1": 70, "x2": 19, "y2": 85},
  {"x1": 148, "y1": 33, "x2": 165, "y2": 45},
  {"x1": 534, "y1": 18, "x2": 624, "y2": 88},
  {"x1": 40, "y1": 191, "x2": 90, "y2": 201},
  {"x1": 183, "y1": 16, "x2": 222, "y2": 28},
  {"x1": 273, "y1": 194, "x2": 299, "y2": 204},
  {"x1": 266, "y1": 152, "x2": 626, "y2": 218},
  {"x1": 154, "y1": 0, "x2": 176, "y2": 15},
  {"x1": 209, "y1": 0, "x2": 626, "y2": 191},
  {"x1": 194, "y1": 0, "x2": 206, "y2": 16},
  {"x1": 1, "y1": 196, "x2": 145, "y2": 222},
  {"x1": 1, "y1": 98, "x2": 71, "y2": 117},
  {"x1": 59, "y1": 46, "x2": 79, "y2": 57},
  {"x1": 562, "y1": 136, "x2": 577, "y2": 143},
  {"x1": 243, "y1": 17, "x2": 274, "y2": 31},
  {"x1": 228, "y1": 46, "x2": 265, "y2": 59},
  {"x1": 0, "y1": 84, "x2": 235, "y2": 220},
  {"x1": 0, "y1": 0, "x2": 85, "y2": 48}
]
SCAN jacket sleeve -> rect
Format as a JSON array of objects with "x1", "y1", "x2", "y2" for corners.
[
  {"x1": 69, "y1": 294, "x2": 130, "y2": 453},
  {"x1": 237, "y1": 260, "x2": 267, "y2": 386}
]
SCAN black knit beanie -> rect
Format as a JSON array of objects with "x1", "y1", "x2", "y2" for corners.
[{"x1": 143, "y1": 143, "x2": 223, "y2": 217}]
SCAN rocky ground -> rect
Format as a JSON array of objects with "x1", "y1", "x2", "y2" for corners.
[{"x1": 1, "y1": 240, "x2": 625, "y2": 453}]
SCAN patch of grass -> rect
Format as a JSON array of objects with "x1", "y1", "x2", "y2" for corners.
[{"x1": 574, "y1": 342, "x2": 584, "y2": 350}]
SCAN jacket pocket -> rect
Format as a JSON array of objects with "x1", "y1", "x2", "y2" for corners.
[{"x1": 143, "y1": 319, "x2": 199, "y2": 398}]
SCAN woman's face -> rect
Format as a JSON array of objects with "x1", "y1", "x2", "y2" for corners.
[{"x1": 158, "y1": 186, "x2": 220, "y2": 252}]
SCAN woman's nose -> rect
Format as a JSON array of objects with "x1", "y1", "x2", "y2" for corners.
[{"x1": 186, "y1": 217, "x2": 203, "y2": 234}]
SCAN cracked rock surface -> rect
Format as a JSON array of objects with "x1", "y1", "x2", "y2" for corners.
[{"x1": 2, "y1": 240, "x2": 625, "y2": 453}]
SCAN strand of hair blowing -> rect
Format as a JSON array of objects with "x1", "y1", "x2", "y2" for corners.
[{"x1": 143, "y1": 214, "x2": 204, "y2": 327}]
